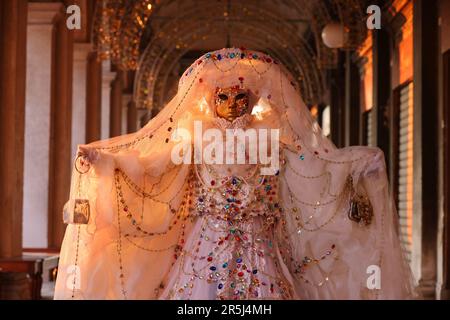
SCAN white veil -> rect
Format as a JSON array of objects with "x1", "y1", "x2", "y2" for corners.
[{"x1": 54, "y1": 48, "x2": 417, "y2": 299}]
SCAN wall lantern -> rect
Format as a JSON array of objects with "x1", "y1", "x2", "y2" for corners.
[{"x1": 321, "y1": 22, "x2": 348, "y2": 49}]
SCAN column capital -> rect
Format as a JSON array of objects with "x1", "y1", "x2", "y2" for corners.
[
  {"x1": 74, "y1": 43, "x2": 93, "y2": 62},
  {"x1": 28, "y1": 2, "x2": 64, "y2": 25},
  {"x1": 102, "y1": 61, "x2": 117, "y2": 88},
  {"x1": 122, "y1": 93, "x2": 133, "y2": 106}
]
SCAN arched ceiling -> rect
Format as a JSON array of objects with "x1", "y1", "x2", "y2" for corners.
[{"x1": 93, "y1": 0, "x2": 368, "y2": 114}]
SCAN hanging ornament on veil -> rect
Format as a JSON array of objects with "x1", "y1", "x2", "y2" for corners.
[
  {"x1": 62, "y1": 153, "x2": 92, "y2": 225},
  {"x1": 347, "y1": 176, "x2": 374, "y2": 226}
]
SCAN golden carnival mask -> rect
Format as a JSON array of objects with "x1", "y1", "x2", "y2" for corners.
[{"x1": 214, "y1": 86, "x2": 250, "y2": 121}]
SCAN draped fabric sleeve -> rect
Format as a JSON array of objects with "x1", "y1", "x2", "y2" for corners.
[
  {"x1": 54, "y1": 138, "x2": 192, "y2": 299},
  {"x1": 53, "y1": 58, "x2": 205, "y2": 299},
  {"x1": 276, "y1": 146, "x2": 418, "y2": 299}
]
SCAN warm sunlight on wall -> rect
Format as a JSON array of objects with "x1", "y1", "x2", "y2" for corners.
[{"x1": 398, "y1": 2, "x2": 413, "y2": 84}]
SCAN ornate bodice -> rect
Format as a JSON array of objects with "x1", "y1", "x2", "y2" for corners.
[{"x1": 188, "y1": 164, "x2": 282, "y2": 228}]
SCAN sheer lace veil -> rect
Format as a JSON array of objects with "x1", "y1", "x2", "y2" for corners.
[{"x1": 54, "y1": 48, "x2": 417, "y2": 299}]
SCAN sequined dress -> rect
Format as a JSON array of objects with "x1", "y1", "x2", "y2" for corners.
[
  {"x1": 159, "y1": 116, "x2": 295, "y2": 300},
  {"x1": 159, "y1": 165, "x2": 295, "y2": 300}
]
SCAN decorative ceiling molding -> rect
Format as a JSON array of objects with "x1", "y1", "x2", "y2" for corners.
[{"x1": 92, "y1": 0, "x2": 368, "y2": 112}]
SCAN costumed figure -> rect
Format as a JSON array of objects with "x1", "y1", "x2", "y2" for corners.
[{"x1": 55, "y1": 48, "x2": 417, "y2": 300}]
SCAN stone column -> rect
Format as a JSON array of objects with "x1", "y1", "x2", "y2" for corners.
[
  {"x1": 71, "y1": 43, "x2": 92, "y2": 162},
  {"x1": 47, "y1": 5, "x2": 74, "y2": 249},
  {"x1": 23, "y1": 2, "x2": 64, "y2": 249},
  {"x1": 101, "y1": 61, "x2": 116, "y2": 139},
  {"x1": 413, "y1": 0, "x2": 439, "y2": 299},
  {"x1": 121, "y1": 94, "x2": 133, "y2": 135},
  {"x1": 85, "y1": 52, "x2": 102, "y2": 143},
  {"x1": 127, "y1": 100, "x2": 138, "y2": 134},
  {"x1": 371, "y1": 29, "x2": 391, "y2": 162},
  {"x1": 110, "y1": 70, "x2": 123, "y2": 137},
  {"x1": 0, "y1": 0, "x2": 28, "y2": 258}
]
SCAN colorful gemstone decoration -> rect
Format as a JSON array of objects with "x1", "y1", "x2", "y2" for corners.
[
  {"x1": 170, "y1": 153, "x2": 292, "y2": 300},
  {"x1": 196, "y1": 50, "x2": 276, "y2": 70},
  {"x1": 299, "y1": 154, "x2": 305, "y2": 160}
]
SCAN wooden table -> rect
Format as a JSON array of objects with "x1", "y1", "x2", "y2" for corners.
[{"x1": 0, "y1": 252, "x2": 59, "y2": 300}]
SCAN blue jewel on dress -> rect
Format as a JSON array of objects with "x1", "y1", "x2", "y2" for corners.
[
  {"x1": 218, "y1": 283, "x2": 223, "y2": 289},
  {"x1": 236, "y1": 257, "x2": 242, "y2": 263},
  {"x1": 210, "y1": 266, "x2": 217, "y2": 271},
  {"x1": 230, "y1": 53, "x2": 235, "y2": 58},
  {"x1": 252, "y1": 54, "x2": 258, "y2": 59},
  {"x1": 231, "y1": 177, "x2": 238, "y2": 185},
  {"x1": 252, "y1": 269, "x2": 258, "y2": 274},
  {"x1": 222, "y1": 262, "x2": 228, "y2": 268},
  {"x1": 299, "y1": 154, "x2": 305, "y2": 160},
  {"x1": 206, "y1": 53, "x2": 211, "y2": 58},
  {"x1": 217, "y1": 54, "x2": 222, "y2": 60}
]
